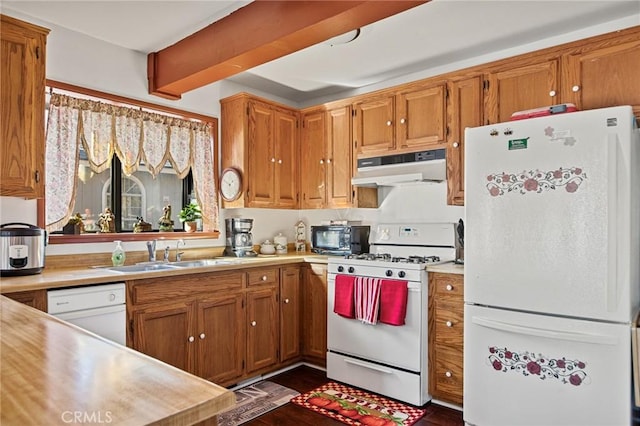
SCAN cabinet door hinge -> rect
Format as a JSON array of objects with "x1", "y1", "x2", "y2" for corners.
[
  {"x1": 352, "y1": 190, "x2": 356, "y2": 199},
  {"x1": 445, "y1": 87, "x2": 449, "y2": 100},
  {"x1": 483, "y1": 80, "x2": 490, "y2": 91},
  {"x1": 35, "y1": 46, "x2": 40, "y2": 60},
  {"x1": 354, "y1": 140, "x2": 358, "y2": 148},
  {"x1": 34, "y1": 170, "x2": 40, "y2": 183},
  {"x1": 241, "y1": 299, "x2": 245, "y2": 309},
  {"x1": 246, "y1": 106, "x2": 250, "y2": 116},
  {"x1": 129, "y1": 319, "x2": 134, "y2": 336},
  {"x1": 296, "y1": 193, "x2": 299, "y2": 202},
  {"x1": 352, "y1": 109, "x2": 356, "y2": 117}
]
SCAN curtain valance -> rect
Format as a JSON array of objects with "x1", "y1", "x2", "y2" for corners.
[{"x1": 45, "y1": 93, "x2": 218, "y2": 233}]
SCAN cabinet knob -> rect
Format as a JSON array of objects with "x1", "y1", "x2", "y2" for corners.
[
  {"x1": 261, "y1": 275, "x2": 267, "y2": 281},
  {"x1": 572, "y1": 85, "x2": 581, "y2": 92},
  {"x1": 199, "y1": 333, "x2": 205, "y2": 339},
  {"x1": 445, "y1": 371, "x2": 452, "y2": 378},
  {"x1": 251, "y1": 321, "x2": 257, "y2": 327},
  {"x1": 284, "y1": 298, "x2": 290, "y2": 304},
  {"x1": 271, "y1": 158, "x2": 276, "y2": 162},
  {"x1": 452, "y1": 142, "x2": 459, "y2": 148},
  {"x1": 278, "y1": 159, "x2": 282, "y2": 164},
  {"x1": 386, "y1": 120, "x2": 392, "y2": 126},
  {"x1": 400, "y1": 118, "x2": 406, "y2": 124},
  {"x1": 446, "y1": 284, "x2": 454, "y2": 291},
  {"x1": 446, "y1": 321, "x2": 453, "y2": 327},
  {"x1": 188, "y1": 336, "x2": 195, "y2": 343},
  {"x1": 326, "y1": 159, "x2": 331, "y2": 164},
  {"x1": 320, "y1": 159, "x2": 324, "y2": 164},
  {"x1": 549, "y1": 90, "x2": 556, "y2": 97}
]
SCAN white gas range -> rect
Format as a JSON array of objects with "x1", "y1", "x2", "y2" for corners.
[{"x1": 326, "y1": 223, "x2": 457, "y2": 406}]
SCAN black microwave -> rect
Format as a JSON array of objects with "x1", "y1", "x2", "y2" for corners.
[{"x1": 310, "y1": 225, "x2": 370, "y2": 256}]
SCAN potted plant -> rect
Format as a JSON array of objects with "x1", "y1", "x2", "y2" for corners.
[{"x1": 179, "y1": 202, "x2": 202, "y2": 233}]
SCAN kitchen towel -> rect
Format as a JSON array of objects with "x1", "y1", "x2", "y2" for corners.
[
  {"x1": 333, "y1": 274, "x2": 355, "y2": 318},
  {"x1": 378, "y1": 279, "x2": 409, "y2": 326},
  {"x1": 354, "y1": 276, "x2": 381, "y2": 325}
]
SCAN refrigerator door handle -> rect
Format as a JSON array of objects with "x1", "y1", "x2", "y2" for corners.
[
  {"x1": 606, "y1": 133, "x2": 618, "y2": 312},
  {"x1": 472, "y1": 315, "x2": 619, "y2": 345}
]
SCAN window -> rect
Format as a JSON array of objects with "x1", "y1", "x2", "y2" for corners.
[{"x1": 42, "y1": 80, "x2": 219, "y2": 242}]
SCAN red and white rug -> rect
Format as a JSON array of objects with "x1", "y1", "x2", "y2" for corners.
[{"x1": 290, "y1": 382, "x2": 426, "y2": 426}]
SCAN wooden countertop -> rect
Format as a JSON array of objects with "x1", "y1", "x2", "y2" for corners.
[
  {"x1": 0, "y1": 254, "x2": 329, "y2": 294},
  {"x1": 426, "y1": 262, "x2": 464, "y2": 275},
  {"x1": 0, "y1": 296, "x2": 235, "y2": 425}
]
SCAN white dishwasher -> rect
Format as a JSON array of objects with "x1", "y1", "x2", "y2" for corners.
[{"x1": 47, "y1": 283, "x2": 126, "y2": 345}]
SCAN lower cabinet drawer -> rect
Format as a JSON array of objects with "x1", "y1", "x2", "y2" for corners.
[
  {"x1": 327, "y1": 352, "x2": 428, "y2": 406},
  {"x1": 432, "y1": 344, "x2": 463, "y2": 405},
  {"x1": 247, "y1": 268, "x2": 279, "y2": 286}
]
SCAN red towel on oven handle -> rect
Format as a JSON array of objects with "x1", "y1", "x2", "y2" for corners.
[
  {"x1": 334, "y1": 274, "x2": 355, "y2": 318},
  {"x1": 379, "y1": 279, "x2": 409, "y2": 326}
]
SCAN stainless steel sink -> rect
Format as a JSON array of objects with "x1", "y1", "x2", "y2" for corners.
[
  {"x1": 103, "y1": 263, "x2": 181, "y2": 273},
  {"x1": 169, "y1": 259, "x2": 236, "y2": 268}
]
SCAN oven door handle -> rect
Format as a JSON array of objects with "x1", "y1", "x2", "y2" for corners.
[{"x1": 344, "y1": 358, "x2": 393, "y2": 374}]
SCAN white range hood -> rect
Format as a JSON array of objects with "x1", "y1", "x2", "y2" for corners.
[{"x1": 351, "y1": 149, "x2": 446, "y2": 187}]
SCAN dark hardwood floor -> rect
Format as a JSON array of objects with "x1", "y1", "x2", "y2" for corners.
[{"x1": 244, "y1": 365, "x2": 464, "y2": 425}]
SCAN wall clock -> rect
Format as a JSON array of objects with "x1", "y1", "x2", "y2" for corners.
[{"x1": 219, "y1": 167, "x2": 242, "y2": 201}]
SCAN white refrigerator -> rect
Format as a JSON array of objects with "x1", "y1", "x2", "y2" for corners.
[{"x1": 464, "y1": 106, "x2": 640, "y2": 426}]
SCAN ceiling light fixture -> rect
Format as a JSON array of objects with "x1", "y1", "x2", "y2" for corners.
[{"x1": 324, "y1": 28, "x2": 361, "y2": 46}]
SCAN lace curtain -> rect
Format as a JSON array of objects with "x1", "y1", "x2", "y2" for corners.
[{"x1": 45, "y1": 93, "x2": 218, "y2": 232}]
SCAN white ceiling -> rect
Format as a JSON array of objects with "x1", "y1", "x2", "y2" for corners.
[{"x1": 3, "y1": 0, "x2": 639, "y2": 102}]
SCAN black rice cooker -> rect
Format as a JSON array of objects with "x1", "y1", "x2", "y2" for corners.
[{"x1": 0, "y1": 223, "x2": 47, "y2": 276}]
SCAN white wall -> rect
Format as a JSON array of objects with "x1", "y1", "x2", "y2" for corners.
[{"x1": 0, "y1": 10, "x2": 630, "y2": 255}]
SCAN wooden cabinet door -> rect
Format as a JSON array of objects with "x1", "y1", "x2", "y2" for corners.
[
  {"x1": 0, "y1": 16, "x2": 47, "y2": 198},
  {"x1": 302, "y1": 263, "x2": 327, "y2": 364},
  {"x1": 300, "y1": 110, "x2": 326, "y2": 209},
  {"x1": 247, "y1": 100, "x2": 275, "y2": 207},
  {"x1": 279, "y1": 266, "x2": 301, "y2": 363},
  {"x1": 354, "y1": 95, "x2": 395, "y2": 156},
  {"x1": 326, "y1": 105, "x2": 354, "y2": 209},
  {"x1": 131, "y1": 301, "x2": 194, "y2": 373},
  {"x1": 428, "y1": 273, "x2": 464, "y2": 405},
  {"x1": 485, "y1": 59, "x2": 559, "y2": 124},
  {"x1": 195, "y1": 293, "x2": 244, "y2": 385},
  {"x1": 396, "y1": 84, "x2": 447, "y2": 151},
  {"x1": 447, "y1": 75, "x2": 484, "y2": 206},
  {"x1": 4, "y1": 289, "x2": 47, "y2": 311},
  {"x1": 561, "y1": 39, "x2": 640, "y2": 117},
  {"x1": 274, "y1": 109, "x2": 298, "y2": 208},
  {"x1": 246, "y1": 287, "x2": 278, "y2": 374}
]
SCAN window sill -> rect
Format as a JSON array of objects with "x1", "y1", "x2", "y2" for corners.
[{"x1": 49, "y1": 231, "x2": 220, "y2": 244}]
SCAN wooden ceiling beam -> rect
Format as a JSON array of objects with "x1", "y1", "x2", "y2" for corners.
[{"x1": 147, "y1": 0, "x2": 427, "y2": 100}]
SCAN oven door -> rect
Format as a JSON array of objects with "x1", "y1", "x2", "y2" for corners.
[{"x1": 327, "y1": 274, "x2": 425, "y2": 372}]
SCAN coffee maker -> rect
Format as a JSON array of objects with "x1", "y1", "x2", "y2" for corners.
[{"x1": 224, "y1": 218, "x2": 257, "y2": 257}]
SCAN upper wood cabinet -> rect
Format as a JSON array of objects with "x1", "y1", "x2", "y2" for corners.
[
  {"x1": 0, "y1": 15, "x2": 49, "y2": 198},
  {"x1": 300, "y1": 106, "x2": 376, "y2": 209},
  {"x1": 447, "y1": 75, "x2": 484, "y2": 206},
  {"x1": 354, "y1": 82, "x2": 447, "y2": 158},
  {"x1": 221, "y1": 93, "x2": 299, "y2": 209},
  {"x1": 561, "y1": 38, "x2": 640, "y2": 117},
  {"x1": 484, "y1": 59, "x2": 560, "y2": 124}
]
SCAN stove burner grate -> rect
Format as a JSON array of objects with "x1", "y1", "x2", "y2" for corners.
[{"x1": 344, "y1": 253, "x2": 440, "y2": 264}]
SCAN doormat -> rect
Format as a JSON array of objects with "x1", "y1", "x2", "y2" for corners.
[
  {"x1": 290, "y1": 381, "x2": 426, "y2": 426},
  {"x1": 217, "y1": 381, "x2": 300, "y2": 426}
]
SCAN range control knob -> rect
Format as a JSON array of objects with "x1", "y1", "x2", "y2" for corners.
[
  {"x1": 348, "y1": 266, "x2": 355, "y2": 273},
  {"x1": 337, "y1": 266, "x2": 344, "y2": 272},
  {"x1": 398, "y1": 271, "x2": 406, "y2": 278},
  {"x1": 385, "y1": 270, "x2": 393, "y2": 277}
]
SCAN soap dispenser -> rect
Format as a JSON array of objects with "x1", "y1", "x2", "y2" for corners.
[{"x1": 112, "y1": 240, "x2": 126, "y2": 266}]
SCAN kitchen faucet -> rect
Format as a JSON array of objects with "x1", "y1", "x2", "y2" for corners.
[
  {"x1": 176, "y1": 239, "x2": 185, "y2": 262},
  {"x1": 146, "y1": 240, "x2": 157, "y2": 262}
]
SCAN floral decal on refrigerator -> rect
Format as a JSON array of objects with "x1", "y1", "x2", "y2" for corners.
[
  {"x1": 488, "y1": 346, "x2": 589, "y2": 386},
  {"x1": 486, "y1": 167, "x2": 586, "y2": 197}
]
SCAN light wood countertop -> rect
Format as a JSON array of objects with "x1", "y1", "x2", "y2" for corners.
[
  {"x1": 0, "y1": 254, "x2": 329, "y2": 294},
  {"x1": 0, "y1": 296, "x2": 235, "y2": 425},
  {"x1": 427, "y1": 262, "x2": 464, "y2": 275}
]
